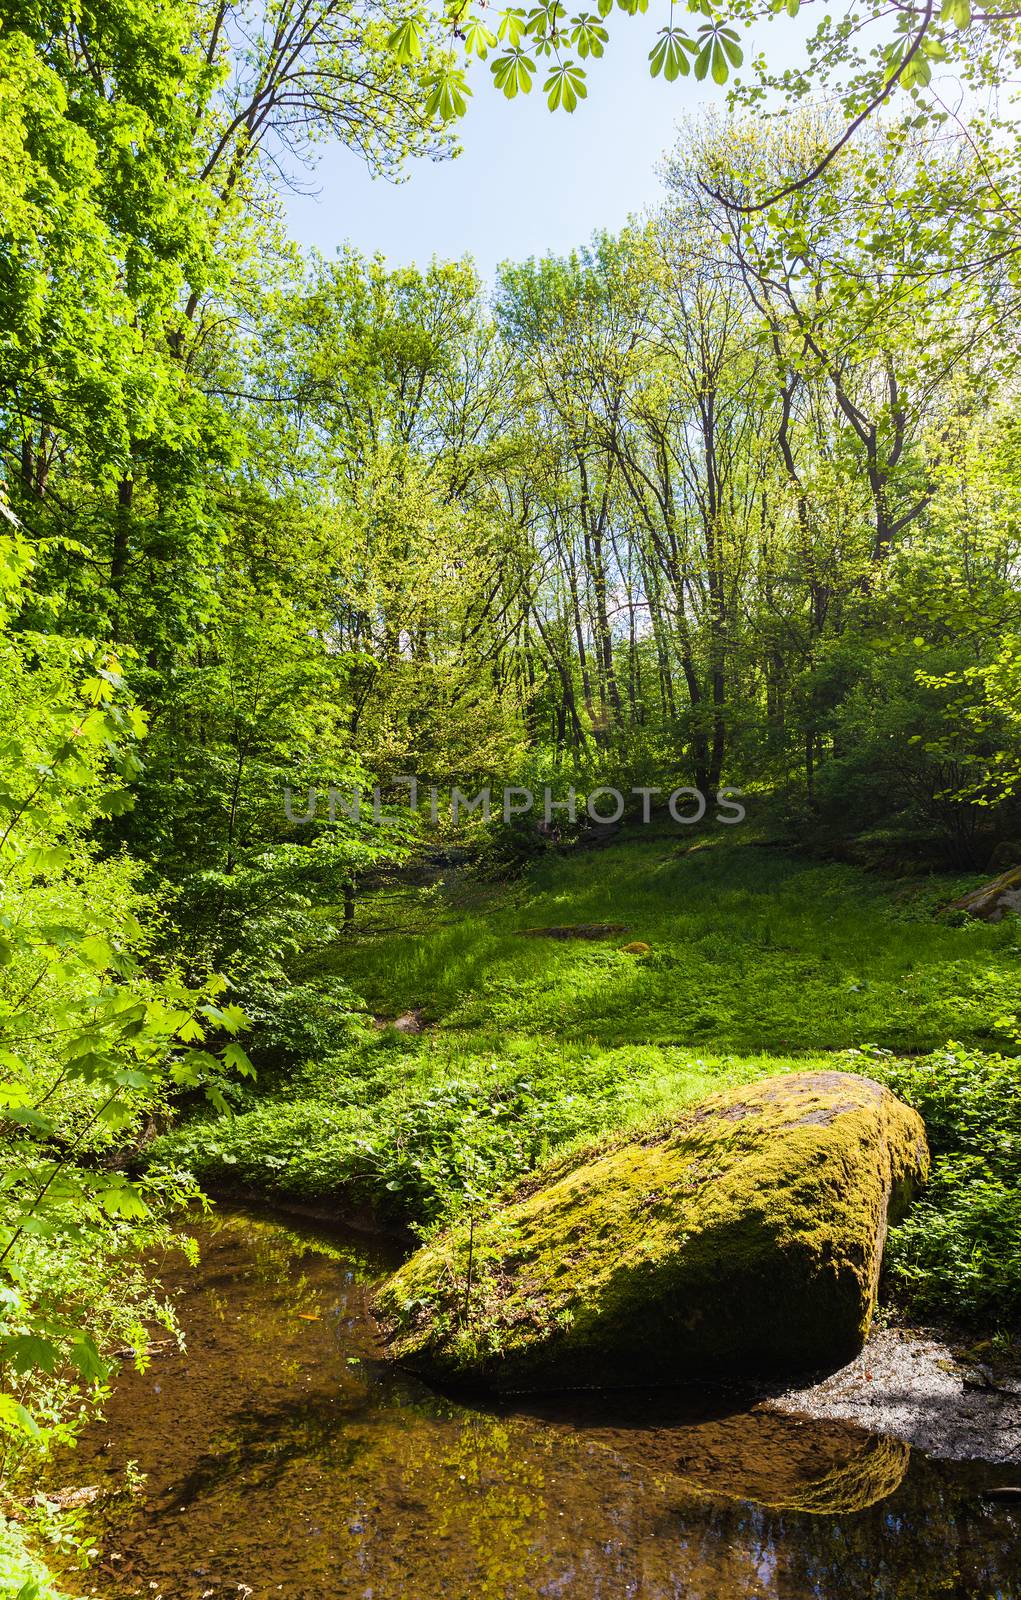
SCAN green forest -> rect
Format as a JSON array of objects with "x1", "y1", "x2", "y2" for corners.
[{"x1": 2, "y1": 0, "x2": 1021, "y2": 1594}]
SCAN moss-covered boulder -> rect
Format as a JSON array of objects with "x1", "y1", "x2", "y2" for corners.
[{"x1": 374, "y1": 1071, "x2": 929, "y2": 1391}]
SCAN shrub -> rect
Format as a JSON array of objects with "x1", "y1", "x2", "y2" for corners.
[{"x1": 864, "y1": 1046, "x2": 1021, "y2": 1324}]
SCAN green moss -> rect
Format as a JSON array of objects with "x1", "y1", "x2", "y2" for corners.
[{"x1": 374, "y1": 1072, "x2": 929, "y2": 1390}]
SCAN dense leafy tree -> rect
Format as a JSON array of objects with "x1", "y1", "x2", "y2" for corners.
[{"x1": 0, "y1": 520, "x2": 252, "y2": 1474}]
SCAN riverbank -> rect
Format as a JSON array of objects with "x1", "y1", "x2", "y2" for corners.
[
  {"x1": 149, "y1": 836, "x2": 1021, "y2": 1334},
  {"x1": 769, "y1": 1327, "x2": 1021, "y2": 1464}
]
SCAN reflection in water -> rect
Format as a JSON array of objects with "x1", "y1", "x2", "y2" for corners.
[{"x1": 52, "y1": 1209, "x2": 1020, "y2": 1600}]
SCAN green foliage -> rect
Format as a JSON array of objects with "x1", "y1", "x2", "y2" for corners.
[
  {"x1": 4, "y1": 2, "x2": 1021, "y2": 1574},
  {"x1": 155, "y1": 836, "x2": 1021, "y2": 1335},
  {"x1": 239, "y1": 975, "x2": 366, "y2": 1078},
  {"x1": 867, "y1": 1046, "x2": 1021, "y2": 1323},
  {"x1": 0, "y1": 0, "x2": 215, "y2": 486},
  {"x1": 383, "y1": 0, "x2": 1019, "y2": 221},
  {"x1": 150, "y1": 1028, "x2": 777, "y2": 1230},
  {"x1": 390, "y1": 1, "x2": 753, "y2": 109},
  {"x1": 0, "y1": 528, "x2": 252, "y2": 1475},
  {"x1": 0, "y1": 1513, "x2": 71, "y2": 1600}
]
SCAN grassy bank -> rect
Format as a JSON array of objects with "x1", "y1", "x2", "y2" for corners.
[
  {"x1": 151, "y1": 836, "x2": 1021, "y2": 1327},
  {"x1": 315, "y1": 837, "x2": 1020, "y2": 1053}
]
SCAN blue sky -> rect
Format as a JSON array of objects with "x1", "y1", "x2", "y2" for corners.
[{"x1": 282, "y1": 23, "x2": 755, "y2": 279}]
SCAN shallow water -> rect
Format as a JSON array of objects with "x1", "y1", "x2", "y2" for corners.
[{"x1": 54, "y1": 1208, "x2": 1020, "y2": 1600}]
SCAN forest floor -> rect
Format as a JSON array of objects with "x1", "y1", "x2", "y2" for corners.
[{"x1": 318, "y1": 829, "x2": 1012, "y2": 1055}]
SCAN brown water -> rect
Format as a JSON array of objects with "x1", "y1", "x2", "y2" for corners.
[{"x1": 53, "y1": 1208, "x2": 1019, "y2": 1600}]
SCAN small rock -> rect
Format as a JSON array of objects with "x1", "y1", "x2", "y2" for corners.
[
  {"x1": 986, "y1": 842, "x2": 1021, "y2": 875},
  {"x1": 375, "y1": 1008, "x2": 425, "y2": 1034}
]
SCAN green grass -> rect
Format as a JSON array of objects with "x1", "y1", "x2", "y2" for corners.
[{"x1": 312, "y1": 837, "x2": 1019, "y2": 1055}]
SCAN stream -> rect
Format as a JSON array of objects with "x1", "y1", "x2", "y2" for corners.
[{"x1": 52, "y1": 1206, "x2": 1020, "y2": 1600}]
